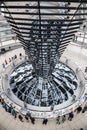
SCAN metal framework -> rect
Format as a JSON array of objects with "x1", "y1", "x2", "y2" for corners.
[
  {"x1": 0, "y1": 13, "x2": 16, "y2": 43},
  {"x1": 0, "y1": 1, "x2": 87, "y2": 78}
]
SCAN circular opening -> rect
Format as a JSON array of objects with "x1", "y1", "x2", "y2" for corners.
[{"x1": 9, "y1": 61, "x2": 78, "y2": 107}]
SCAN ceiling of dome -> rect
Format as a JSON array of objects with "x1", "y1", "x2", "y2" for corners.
[{"x1": 0, "y1": 0, "x2": 87, "y2": 77}]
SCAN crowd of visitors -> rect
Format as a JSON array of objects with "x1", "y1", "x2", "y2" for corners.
[
  {"x1": 0, "y1": 94, "x2": 87, "y2": 128},
  {"x1": 0, "y1": 96, "x2": 36, "y2": 124},
  {"x1": 56, "y1": 104, "x2": 87, "y2": 125},
  {"x1": 0, "y1": 97, "x2": 17, "y2": 118},
  {"x1": 2, "y1": 53, "x2": 22, "y2": 69}
]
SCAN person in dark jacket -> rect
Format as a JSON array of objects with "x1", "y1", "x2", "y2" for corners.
[
  {"x1": 68, "y1": 112, "x2": 74, "y2": 121},
  {"x1": 42, "y1": 118, "x2": 48, "y2": 125},
  {"x1": 77, "y1": 106, "x2": 82, "y2": 113}
]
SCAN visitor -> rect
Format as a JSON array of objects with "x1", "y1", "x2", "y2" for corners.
[
  {"x1": 14, "y1": 54, "x2": 17, "y2": 59},
  {"x1": 19, "y1": 53, "x2": 22, "y2": 57},
  {"x1": 2, "y1": 63, "x2": 5, "y2": 69},
  {"x1": 1, "y1": 98, "x2": 5, "y2": 105},
  {"x1": 62, "y1": 115, "x2": 66, "y2": 123},
  {"x1": 11, "y1": 107, "x2": 17, "y2": 118},
  {"x1": 82, "y1": 104, "x2": 87, "y2": 113},
  {"x1": 18, "y1": 115, "x2": 24, "y2": 122},
  {"x1": 9, "y1": 58, "x2": 11, "y2": 63},
  {"x1": 30, "y1": 116, "x2": 35, "y2": 124},
  {"x1": 25, "y1": 114, "x2": 29, "y2": 122},
  {"x1": 19, "y1": 53, "x2": 22, "y2": 59},
  {"x1": 77, "y1": 106, "x2": 82, "y2": 114},
  {"x1": 27, "y1": 112, "x2": 31, "y2": 118},
  {"x1": 9, "y1": 46, "x2": 11, "y2": 51},
  {"x1": 68, "y1": 112, "x2": 74, "y2": 121},
  {"x1": 2, "y1": 103, "x2": 7, "y2": 112},
  {"x1": 8, "y1": 105, "x2": 12, "y2": 113},
  {"x1": 4, "y1": 59, "x2": 8, "y2": 65},
  {"x1": 56, "y1": 116, "x2": 60, "y2": 124},
  {"x1": 42, "y1": 118, "x2": 48, "y2": 125}
]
